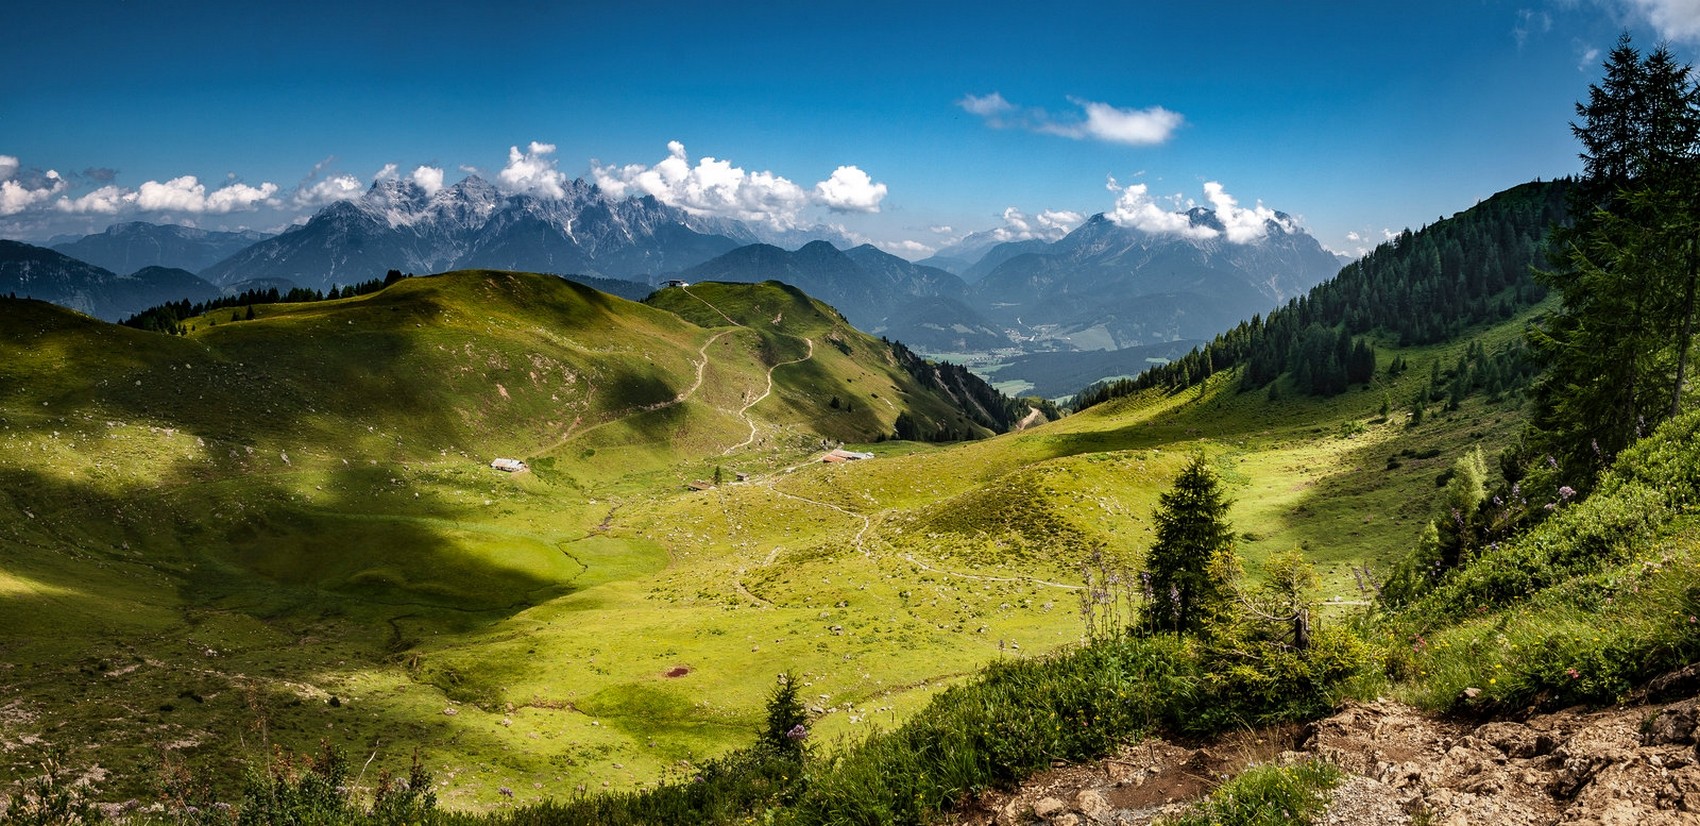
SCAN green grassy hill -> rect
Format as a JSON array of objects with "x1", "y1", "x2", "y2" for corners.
[{"x1": 0, "y1": 241, "x2": 1588, "y2": 814}]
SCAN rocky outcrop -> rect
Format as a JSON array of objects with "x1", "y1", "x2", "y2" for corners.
[{"x1": 955, "y1": 696, "x2": 1700, "y2": 825}]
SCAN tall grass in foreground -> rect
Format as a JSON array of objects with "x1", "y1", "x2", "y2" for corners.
[{"x1": 1384, "y1": 411, "x2": 1700, "y2": 714}]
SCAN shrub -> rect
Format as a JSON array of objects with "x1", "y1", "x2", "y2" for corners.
[{"x1": 1161, "y1": 759, "x2": 1342, "y2": 826}]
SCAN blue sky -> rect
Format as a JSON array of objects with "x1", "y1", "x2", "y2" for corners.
[{"x1": 4, "y1": 1, "x2": 1698, "y2": 258}]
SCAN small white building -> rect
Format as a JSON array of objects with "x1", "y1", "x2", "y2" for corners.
[
  {"x1": 491, "y1": 458, "x2": 529, "y2": 473},
  {"x1": 665, "y1": 279, "x2": 690, "y2": 288}
]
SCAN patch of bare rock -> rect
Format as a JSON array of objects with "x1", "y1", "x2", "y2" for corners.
[{"x1": 951, "y1": 693, "x2": 1700, "y2": 825}]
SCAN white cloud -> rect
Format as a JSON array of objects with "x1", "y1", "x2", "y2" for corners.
[
  {"x1": 812, "y1": 165, "x2": 887, "y2": 213},
  {"x1": 1346, "y1": 231, "x2": 1363, "y2": 242},
  {"x1": 411, "y1": 165, "x2": 445, "y2": 196},
  {"x1": 929, "y1": 225, "x2": 954, "y2": 235},
  {"x1": 878, "y1": 239, "x2": 935, "y2": 258},
  {"x1": 132, "y1": 175, "x2": 278, "y2": 213},
  {"x1": 984, "y1": 206, "x2": 1085, "y2": 243},
  {"x1": 293, "y1": 173, "x2": 365, "y2": 208},
  {"x1": 0, "y1": 169, "x2": 66, "y2": 216},
  {"x1": 55, "y1": 185, "x2": 128, "y2": 214},
  {"x1": 594, "y1": 141, "x2": 888, "y2": 227},
  {"x1": 957, "y1": 92, "x2": 1014, "y2": 118},
  {"x1": 1105, "y1": 178, "x2": 1291, "y2": 243},
  {"x1": 499, "y1": 141, "x2": 570, "y2": 199},
  {"x1": 958, "y1": 93, "x2": 1183, "y2": 146},
  {"x1": 1578, "y1": 44, "x2": 1601, "y2": 71},
  {"x1": 1058, "y1": 99, "x2": 1185, "y2": 146},
  {"x1": 0, "y1": 155, "x2": 19, "y2": 181},
  {"x1": 1202, "y1": 181, "x2": 1294, "y2": 243},
  {"x1": 1106, "y1": 179, "x2": 1208, "y2": 238},
  {"x1": 373, "y1": 163, "x2": 400, "y2": 182},
  {"x1": 1624, "y1": 0, "x2": 1700, "y2": 43}
]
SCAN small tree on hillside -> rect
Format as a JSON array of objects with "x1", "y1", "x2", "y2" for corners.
[
  {"x1": 759, "y1": 673, "x2": 809, "y2": 761},
  {"x1": 1141, "y1": 453, "x2": 1238, "y2": 635}
]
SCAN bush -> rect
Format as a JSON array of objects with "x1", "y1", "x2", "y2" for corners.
[{"x1": 1161, "y1": 760, "x2": 1342, "y2": 826}]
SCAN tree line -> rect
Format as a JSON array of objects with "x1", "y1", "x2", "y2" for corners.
[
  {"x1": 1073, "y1": 181, "x2": 1570, "y2": 411},
  {"x1": 120, "y1": 270, "x2": 413, "y2": 335}
]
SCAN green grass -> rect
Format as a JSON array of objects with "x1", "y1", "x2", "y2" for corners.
[
  {"x1": 0, "y1": 273, "x2": 1582, "y2": 814},
  {"x1": 1161, "y1": 760, "x2": 1343, "y2": 826}
]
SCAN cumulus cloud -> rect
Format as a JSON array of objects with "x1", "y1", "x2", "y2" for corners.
[
  {"x1": 813, "y1": 165, "x2": 887, "y2": 213},
  {"x1": 594, "y1": 141, "x2": 885, "y2": 226},
  {"x1": 411, "y1": 165, "x2": 445, "y2": 196},
  {"x1": 55, "y1": 185, "x2": 128, "y2": 214},
  {"x1": 0, "y1": 157, "x2": 68, "y2": 217},
  {"x1": 1105, "y1": 177, "x2": 1292, "y2": 243},
  {"x1": 1623, "y1": 0, "x2": 1700, "y2": 43},
  {"x1": 987, "y1": 206, "x2": 1085, "y2": 243},
  {"x1": 132, "y1": 175, "x2": 279, "y2": 213},
  {"x1": 958, "y1": 93, "x2": 1183, "y2": 146},
  {"x1": 1202, "y1": 181, "x2": 1294, "y2": 243},
  {"x1": 499, "y1": 141, "x2": 570, "y2": 199},
  {"x1": 1106, "y1": 180, "x2": 1207, "y2": 238},
  {"x1": 293, "y1": 173, "x2": 365, "y2": 208}
]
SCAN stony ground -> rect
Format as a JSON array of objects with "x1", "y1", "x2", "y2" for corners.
[{"x1": 952, "y1": 678, "x2": 1700, "y2": 825}]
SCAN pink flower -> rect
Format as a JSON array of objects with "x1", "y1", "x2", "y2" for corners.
[{"x1": 1566, "y1": 668, "x2": 1580, "y2": 680}]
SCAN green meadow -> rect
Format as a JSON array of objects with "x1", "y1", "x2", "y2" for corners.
[{"x1": 0, "y1": 268, "x2": 1540, "y2": 810}]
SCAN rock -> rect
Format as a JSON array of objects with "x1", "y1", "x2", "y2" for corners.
[
  {"x1": 1032, "y1": 796, "x2": 1066, "y2": 819},
  {"x1": 1074, "y1": 788, "x2": 1111, "y2": 823},
  {"x1": 1643, "y1": 699, "x2": 1700, "y2": 747},
  {"x1": 1643, "y1": 663, "x2": 1700, "y2": 701},
  {"x1": 1474, "y1": 721, "x2": 1545, "y2": 757}
]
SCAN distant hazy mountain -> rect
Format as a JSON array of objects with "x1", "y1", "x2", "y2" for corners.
[
  {"x1": 200, "y1": 176, "x2": 753, "y2": 291},
  {"x1": 967, "y1": 210, "x2": 1342, "y2": 349},
  {"x1": 682, "y1": 241, "x2": 1008, "y2": 352},
  {"x1": 1, "y1": 240, "x2": 220, "y2": 320},
  {"x1": 51, "y1": 222, "x2": 272, "y2": 276}
]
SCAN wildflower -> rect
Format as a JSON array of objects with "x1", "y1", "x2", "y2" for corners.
[
  {"x1": 1558, "y1": 486, "x2": 1576, "y2": 500},
  {"x1": 1566, "y1": 668, "x2": 1580, "y2": 679},
  {"x1": 785, "y1": 724, "x2": 809, "y2": 741},
  {"x1": 1690, "y1": 616, "x2": 1697, "y2": 624},
  {"x1": 499, "y1": 786, "x2": 514, "y2": 798}
]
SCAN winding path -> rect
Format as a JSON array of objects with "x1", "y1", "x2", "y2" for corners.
[
  {"x1": 723, "y1": 337, "x2": 814, "y2": 455},
  {"x1": 537, "y1": 328, "x2": 732, "y2": 455}
]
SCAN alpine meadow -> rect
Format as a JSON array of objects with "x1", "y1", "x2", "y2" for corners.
[{"x1": 7, "y1": 9, "x2": 1700, "y2": 826}]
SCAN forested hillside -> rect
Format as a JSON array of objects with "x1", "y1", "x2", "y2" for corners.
[{"x1": 1075, "y1": 180, "x2": 1570, "y2": 409}]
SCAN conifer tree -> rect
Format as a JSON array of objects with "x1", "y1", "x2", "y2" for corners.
[
  {"x1": 1141, "y1": 454, "x2": 1237, "y2": 635},
  {"x1": 1534, "y1": 34, "x2": 1700, "y2": 481}
]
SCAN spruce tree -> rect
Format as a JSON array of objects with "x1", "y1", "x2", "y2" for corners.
[
  {"x1": 1141, "y1": 453, "x2": 1237, "y2": 635},
  {"x1": 1534, "y1": 35, "x2": 1700, "y2": 481}
]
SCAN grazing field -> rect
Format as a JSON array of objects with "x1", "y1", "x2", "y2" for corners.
[{"x1": 0, "y1": 271, "x2": 1536, "y2": 809}]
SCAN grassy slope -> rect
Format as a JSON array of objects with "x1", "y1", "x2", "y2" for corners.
[{"x1": 0, "y1": 270, "x2": 1544, "y2": 811}]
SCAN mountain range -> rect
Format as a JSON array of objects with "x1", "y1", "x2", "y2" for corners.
[
  {"x1": 0, "y1": 240, "x2": 219, "y2": 320},
  {"x1": 50, "y1": 222, "x2": 273, "y2": 276},
  {"x1": 965, "y1": 210, "x2": 1346, "y2": 349},
  {"x1": 25, "y1": 181, "x2": 1347, "y2": 367}
]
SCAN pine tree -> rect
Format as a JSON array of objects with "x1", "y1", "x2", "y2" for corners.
[
  {"x1": 1141, "y1": 454, "x2": 1238, "y2": 635},
  {"x1": 1534, "y1": 36, "x2": 1700, "y2": 481}
]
